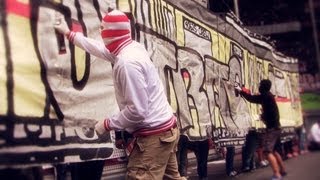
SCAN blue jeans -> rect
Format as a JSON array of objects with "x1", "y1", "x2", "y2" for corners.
[
  {"x1": 226, "y1": 146, "x2": 235, "y2": 175},
  {"x1": 176, "y1": 135, "x2": 189, "y2": 176},
  {"x1": 177, "y1": 136, "x2": 209, "y2": 178},
  {"x1": 188, "y1": 139, "x2": 209, "y2": 178}
]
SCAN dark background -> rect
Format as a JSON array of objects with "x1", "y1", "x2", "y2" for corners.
[{"x1": 208, "y1": 0, "x2": 320, "y2": 74}]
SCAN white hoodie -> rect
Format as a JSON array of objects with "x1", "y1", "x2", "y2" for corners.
[{"x1": 67, "y1": 10, "x2": 173, "y2": 133}]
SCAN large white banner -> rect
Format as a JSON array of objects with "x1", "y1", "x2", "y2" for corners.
[{"x1": 0, "y1": 0, "x2": 302, "y2": 167}]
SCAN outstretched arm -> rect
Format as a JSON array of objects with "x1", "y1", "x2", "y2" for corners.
[
  {"x1": 235, "y1": 84, "x2": 262, "y2": 104},
  {"x1": 240, "y1": 91, "x2": 262, "y2": 104},
  {"x1": 68, "y1": 32, "x2": 115, "y2": 61},
  {"x1": 54, "y1": 16, "x2": 114, "y2": 62}
]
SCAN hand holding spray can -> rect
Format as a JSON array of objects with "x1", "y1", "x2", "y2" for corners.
[{"x1": 54, "y1": 12, "x2": 67, "y2": 54}]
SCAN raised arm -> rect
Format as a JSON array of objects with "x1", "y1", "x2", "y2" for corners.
[
  {"x1": 235, "y1": 84, "x2": 262, "y2": 104},
  {"x1": 68, "y1": 32, "x2": 115, "y2": 62},
  {"x1": 239, "y1": 91, "x2": 263, "y2": 104},
  {"x1": 54, "y1": 16, "x2": 114, "y2": 62}
]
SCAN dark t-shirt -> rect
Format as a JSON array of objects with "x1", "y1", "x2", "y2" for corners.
[{"x1": 240, "y1": 91, "x2": 280, "y2": 129}]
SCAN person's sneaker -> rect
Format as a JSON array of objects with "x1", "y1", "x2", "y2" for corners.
[
  {"x1": 271, "y1": 175, "x2": 283, "y2": 180},
  {"x1": 260, "y1": 160, "x2": 269, "y2": 167},
  {"x1": 300, "y1": 150, "x2": 307, "y2": 154},
  {"x1": 228, "y1": 171, "x2": 238, "y2": 177},
  {"x1": 250, "y1": 165, "x2": 256, "y2": 171},
  {"x1": 280, "y1": 171, "x2": 287, "y2": 177},
  {"x1": 242, "y1": 166, "x2": 251, "y2": 172}
]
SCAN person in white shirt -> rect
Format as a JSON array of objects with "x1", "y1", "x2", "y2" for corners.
[
  {"x1": 54, "y1": 9, "x2": 182, "y2": 180},
  {"x1": 308, "y1": 120, "x2": 320, "y2": 151}
]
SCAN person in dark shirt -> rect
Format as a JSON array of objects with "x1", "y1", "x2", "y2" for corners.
[{"x1": 235, "y1": 79, "x2": 287, "y2": 180}]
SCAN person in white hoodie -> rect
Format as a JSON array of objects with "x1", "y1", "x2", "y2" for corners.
[{"x1": 54, "y1": 9, "x2": 182, "y2": 180}]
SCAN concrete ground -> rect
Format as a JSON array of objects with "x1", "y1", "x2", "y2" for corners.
[
  {"x1": 44, "y1": 149, "x2": 320, "y2": 180},
  {"x1": 187, "y1": 151, "x2": 320, "y2": 180}
]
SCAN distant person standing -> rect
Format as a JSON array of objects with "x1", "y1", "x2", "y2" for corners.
[
  {"x1": 235, "y1": 79, "x2": 287, "y2": 180},
  {"x1": 176, "y1": 134, "x2": 211, "y2": 180},
  {"x1": 241, "y1": 128, "x2": 258, "y2": 172},
  {"x1": 187, "y1": 138, "x2": 211, "y2": 180}
]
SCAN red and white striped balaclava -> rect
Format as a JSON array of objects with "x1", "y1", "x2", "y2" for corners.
[{"x1": 100, "y1": 10, "x2": 132, "y2": 55}]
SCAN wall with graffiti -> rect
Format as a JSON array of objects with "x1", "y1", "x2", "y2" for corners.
[{"x1": 0, "y1": 0, "x2": 302, "y2": 167}]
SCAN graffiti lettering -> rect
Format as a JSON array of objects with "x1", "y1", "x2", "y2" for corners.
[
  {"x1": 183, "y1": 18, "x2": 211, "y2": 41},
  {"x1": 0, "y1": 0, "x2": 302, "y2": 166}
]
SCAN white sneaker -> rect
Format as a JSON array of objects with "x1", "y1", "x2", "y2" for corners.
[{"x1": 260, "y1": 160, "x2": 268, "y2": 167}]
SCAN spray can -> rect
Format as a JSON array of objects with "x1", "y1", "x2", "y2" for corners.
[
  {"x1": 55, "y1": 29, "x2": 66, "y2": 54},
  {"x1": 55, "y1": 12, "x2": 66, "y2": 54},
  {"x1": 235, "y1": 83, "x2": 240, "y2": 97}
]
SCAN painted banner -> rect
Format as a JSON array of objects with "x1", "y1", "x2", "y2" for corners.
[{"x1": 0, "y1": 0, "x2": 302, "y2": 167}]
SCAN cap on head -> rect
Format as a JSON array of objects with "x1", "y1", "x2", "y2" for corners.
[
  {"x1": 259, "y1": 79, "x2": 272, "y2": 93},
  {"x1": 100, "y1": 9, "x2": 132, "y2": 55}
]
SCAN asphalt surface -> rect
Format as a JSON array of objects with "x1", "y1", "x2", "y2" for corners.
[
  {"x1": 187, "y1": 151, "x2": 320, "y2": 180},
  {"x1": 102, "y1": 151, "x2": 320, "y2": 180}
]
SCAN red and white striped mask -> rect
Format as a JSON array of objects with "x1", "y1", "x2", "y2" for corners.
[{"x1": 100, "y1": 10, "x2": 132, "y2": 55}]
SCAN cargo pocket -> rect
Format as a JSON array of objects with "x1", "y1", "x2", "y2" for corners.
[
  {"x1": 159, "y1": 129, "x2": 177, "y2": 143},
  {"x1": 136, "y1": 138, "x2": 145, "y2": 152}
]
